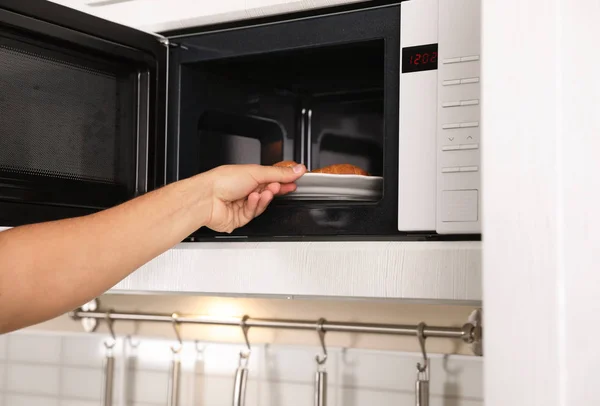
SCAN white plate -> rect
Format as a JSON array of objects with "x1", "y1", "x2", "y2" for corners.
[{"x1": 279, "y1": 173, "x2": 383, "y2": 201}]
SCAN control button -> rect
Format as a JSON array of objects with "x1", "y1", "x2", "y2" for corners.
[
  {"x1": 442, "y1": 145, "x2": 460, "y2": 151},
  {"x1": 443, "y1": 79, "x2": 461, "y2": 86},
  {"x1": 442, "y1": 167, "x2": 460, "y2": 173},
  {"x1": 461, "y1": 77, "x2": 480, "y2": 84},
  {"x1": 460, "y1": 121, "x2": 479, "y2": 128},
  {"x1": 442, "y1": 123, "x2": 460, "y2": 129},
  {"x1": 443, "y1": 57, "x2": 461, "y2": 64},
  {"x1": 460, "y1": 166, "x2": 479, "y2": 172},
  {"x1": 461, "y1": 99, "x2": 480, "y2": 106},
  {"x1": 441, "y1": 190, "x2": 478, "y2": 222},
  {"x1": 459, "y1": 143, "x2": 479, "y2": 150},
  {"x1": 460, "y1": 55, "x2": 480, "y2": 62},
  {"x1": 442, "y1": 101, "x2": 461, "y2": 108}
]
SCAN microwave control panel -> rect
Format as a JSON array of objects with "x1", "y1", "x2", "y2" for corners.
[
  {"x1": 398, "y1": 0, "x2": 481, "y2": 235},
  {"x1": 436, "y1": 0, "x2": 481, "y2": 234}
]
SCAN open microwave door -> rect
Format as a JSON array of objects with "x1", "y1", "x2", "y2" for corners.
[{"x1": 0, "y1": 0, "x2": 167, "y2": 226}]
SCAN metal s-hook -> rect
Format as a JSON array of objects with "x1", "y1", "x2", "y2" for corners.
[
  {"x1": 103, "y1": 310, "x2": 117, "y2": 406},
  {"x1": 195, "y1": 341, "x2": 206, "y2": 356},
  {"x1": 233, "y1": 316, "x2": 252, "y2": 406},
  {"x1": 239, "y1": 315, "x2": 251, "y2": 367},
  {"x1": 416, "y1": 322, "x2": 428, "y2": 373},
  {"x1": 315, "y1": 318, "x2": 328, "y2": 366},
  {"x1": 127, "y1": 335, "x2": 141, "y2": 349},
  {"x1": 415, "y1": 322, "x2": 430, "y2": 406},
  {"x1": 104, "y1": 310, "x2": 117, "y2": 350},
  {"x1": 314, "y1": 318, "x2": 328, "y2": 406},
  {"x1": 170, "y1": 313, "x2": 183, "y2": 354},
  {"x1": 169, "y1": 314, "x2": 183, "y2": 406}
]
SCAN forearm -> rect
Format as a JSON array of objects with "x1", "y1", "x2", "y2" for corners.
[{"x1": 0, "y1": 175, "x2": 210, "y2": 333}]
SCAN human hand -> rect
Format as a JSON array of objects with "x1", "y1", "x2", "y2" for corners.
[{"x1": 199, "y1": 163, "x2": 306, "y2": 233}]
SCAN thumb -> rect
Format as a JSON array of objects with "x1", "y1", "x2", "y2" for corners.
[{"x1": 249, "y1": 164, "x2": 306, "y2": 184}]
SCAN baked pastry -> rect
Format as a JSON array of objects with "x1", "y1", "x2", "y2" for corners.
[
  {"x1": 311, "y1": 164, "x2": 368, "y2": 176},
  {"x1": 273, "y1": 160, "x2": 299, "y2": 168},
  {"x1": 274, "y1": 161, "x2": 369, "y2": 176}
]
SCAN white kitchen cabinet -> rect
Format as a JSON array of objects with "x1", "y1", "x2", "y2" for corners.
[
  {"x1": 48, "y1": 0, "x2": 370, "y2": 32},
  {"x1": 482, "y1": 0, "x2": 600, "y2": 404},
  {"x1": 112, "y1": 241, "x2": 482, "y2": 302},
  {"x1": 0, "y1": 226, "x2": 481, "y2": 302}
]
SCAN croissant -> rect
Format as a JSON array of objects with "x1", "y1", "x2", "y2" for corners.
[
  {"x1": 311, "y1": 164, "x2": 368, "y2": 176},
  {"x1": 273, "y1": 161, "x2": 369, "y2": 176},
  {"x1": 273, "y1": 160, "x2": 299, "y2": 168}
]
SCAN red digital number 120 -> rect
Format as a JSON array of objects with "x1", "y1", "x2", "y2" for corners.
[{"x1": 410, "y1": 51, "x2": 438, "y2": 65}]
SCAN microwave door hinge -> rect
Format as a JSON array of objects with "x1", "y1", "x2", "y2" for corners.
[{"x1": 158, "y1": 37, "x2": 188, "y2": 50}]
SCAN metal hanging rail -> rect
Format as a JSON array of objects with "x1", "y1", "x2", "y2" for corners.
[{"x1": 70, "y1": 300, "x2": 483, "y2": 354}]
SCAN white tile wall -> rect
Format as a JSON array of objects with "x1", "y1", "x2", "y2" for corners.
[
  {"x1": 0, "y1": 331, "x2": 483, "y2": 406},
  {"x1": 60, "y1": 368, "x2": 103, "y2": 400},
  {"x1": 0, "y1": 336, "x2": 7, "y2": 361},
  {"x1": 62, "y1": 336, "x2": 106, "y2": 368},
  {"x1": 6, "y1": 364, "x2": 60, "y2": 395},
  {"x1": 340, "y1": 388, "x2": 411, "y2": 405},
  {"x1": 7, "y1": 334, "x2": 62, "y2": 364},
  {"x1": 261, "y1": 381, "x2": 329, "y2": 406},
  {"x1": 130, "y1": 370, "x2": 170, "y2": 404},
  {"x1": 197, "y1": 376, "x2": 259, "y2": 406},
  {"x1": 0, "y1": 365, "x2": 5, "y2": 392},
  {"x1": 5, "y1": 394, "x2": 58, "y2": 406},
  {"x1": 262, "y1": 345, "x2": 338, "y2": 384},
  {"x1": 59, "y1": 401, "x2": 98, "y2": 406},
  {"x1": 60, "y1": 400, "x2": 100, "y2": 406}
]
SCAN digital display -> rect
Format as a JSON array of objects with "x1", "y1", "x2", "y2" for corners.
[{"x1": 402, "y1": 43, "x2": 438, "y2": 74}]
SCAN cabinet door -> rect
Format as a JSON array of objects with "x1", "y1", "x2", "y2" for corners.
[{"x1": 0, "y1": 0, "x2": 167, "y2": 226}]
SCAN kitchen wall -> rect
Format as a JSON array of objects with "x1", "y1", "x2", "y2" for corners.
[
  {"x1": 0, "y1": 294, "x2": 482, "y2": 404},
  {"x1": 0, "y1": 329, "x2": 482, "y2": 406}
]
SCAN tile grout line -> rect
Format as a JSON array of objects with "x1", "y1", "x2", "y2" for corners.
[
  {"x1": 2, "y1": 337, "x2": 7, "y2": 406},
  {"x1": 58, "y1": 336, "x2": 65, "y2": 404},
  {"x1": 0, "y1": 359, "x2": 105, "y2": 369}
]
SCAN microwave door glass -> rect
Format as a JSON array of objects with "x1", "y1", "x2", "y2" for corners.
[{"x1": 0, "y1": 36, "x2": 137, "y2": 209}]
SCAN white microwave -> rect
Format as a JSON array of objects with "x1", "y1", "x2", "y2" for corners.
[{"x1": 0, "y1": 0, "x2": 480, "y2": 241}]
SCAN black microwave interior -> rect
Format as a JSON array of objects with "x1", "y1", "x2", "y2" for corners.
[{"x1": 177, "y1": 40, "x2": 385, "y2": 200}]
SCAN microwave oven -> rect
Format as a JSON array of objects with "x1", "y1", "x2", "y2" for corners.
[{"x1": 0, "y1": 0, "x2": 481, "y2": 242}]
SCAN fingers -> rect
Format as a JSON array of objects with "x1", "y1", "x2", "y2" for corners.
[
  {"x1": 243, "y1": 192, "x2": 260, "y2": 221},
  {"x1": 255, "y1": 190, "x2": 274, "y2": 217},
  {"x1": 241, "y1": 190, "x2": 274, "y2": 224},
  {"x1": 249, "y1": 163, "x2": 306, "y2": 184},
  {"x1": 277, "y1": 183, "x2": 297, "y2": 195},
  {"x1": 238, "y1": 166, "x2": 303, "y2": 227},
  {"x1": 265, "y1": 182, "x2": 281, "y2": 195},
  {"x1": 260, "y1": 182, "x2": 296, "y2": 196}
]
